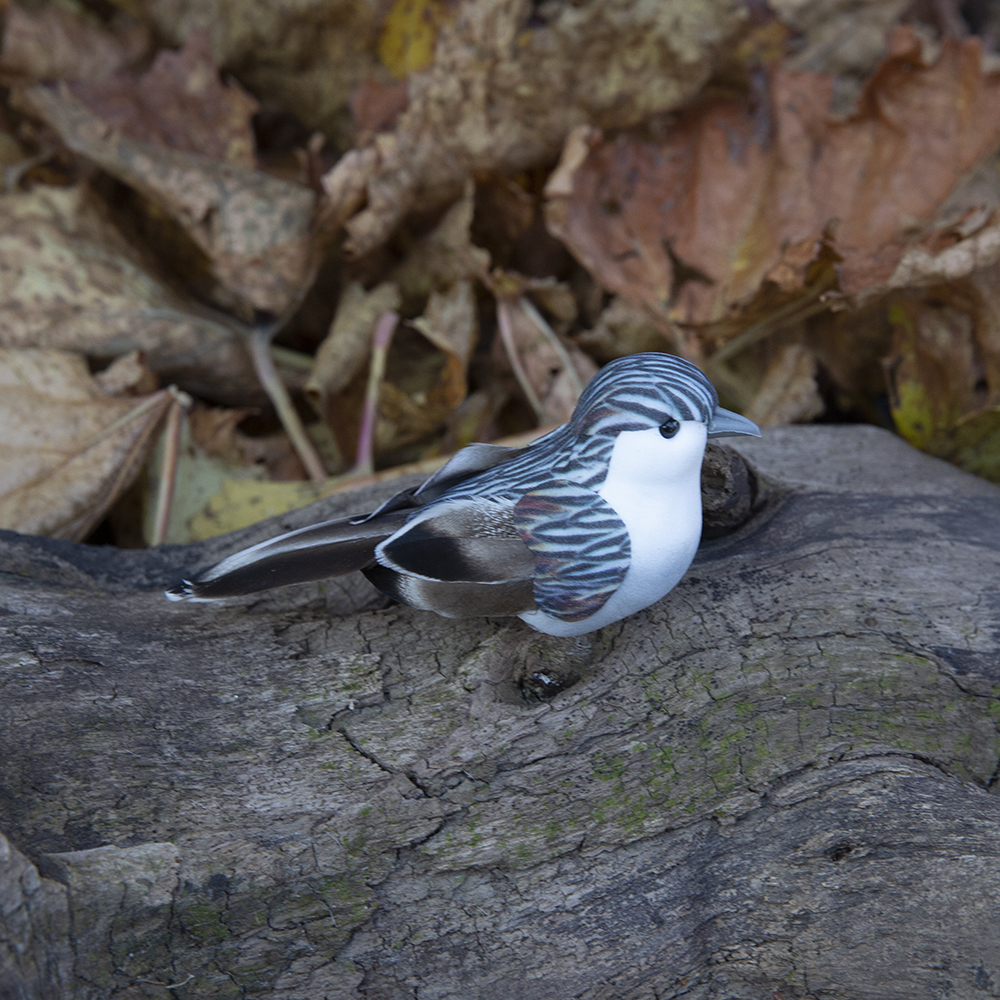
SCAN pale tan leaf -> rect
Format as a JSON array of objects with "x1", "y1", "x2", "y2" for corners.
[
  {"x1": 324, "y1": 0, "x2": 748, "y2": 255},
  {"x1": 0, "y1": 348, "x2": 171, "y2": 541},
  {"x1": 93, "y1": 351, "x2": 159, "y2": 397},
  {"x1": 388, "y1": 183, "x2": 490, "y2": 301},
  {"x1": 0, "y1": 3, "x2": 149, "y2": 84},
  {"x1": 745, "y1": 344, "x2": 825, "y2": 427},
  {"x1": 305, "y1": 282, "x2": 401, "y2": 411},
  {"x1": 20, "y1": 84, "x2": 316, "y2": 315},
  {"x1": 0, "y1": 185, "x2": 259, "y2": 406},
  {"x1": 70, "y1": 31, "x2": 259, "y2": 167},
  {"x1": 410, "y1": 280, "x2": 477, "y2": 367}
]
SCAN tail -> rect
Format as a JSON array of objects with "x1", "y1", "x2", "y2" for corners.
[{"x1": 165, "y1": 510, "x2": 412, "y2": 601}]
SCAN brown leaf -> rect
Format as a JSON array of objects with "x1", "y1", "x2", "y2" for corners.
[
  {"x1": 494, "y1": 295, "x2": 597, "y2": 426},
  {"x1": 374, "y1": 283, "x2": 479, "y2": 459},
  {"x1": 132, "y1": 0, "x2": 384, "y2": 149},
  {"x1": 305, "y1": 281, "x2": 402, "y2": 412},
  {"x1": 321, "y1": 0, "x2": 748, "y2": 255},
  {"x1": 389, "y1": 183, "x2": 490, "y2": 303},
  {"x1": 0, "y1": 3, "x2": 149, "y2": 84},
  {"x1": 70, "y1": 31, "x2": 259, "y2": 168},
  {"x1": 93, "y1": 351, "x2": 159, "y2": 397},
  {"x1": 575, "y1": 296, "x2": 670, "y2": 363},
  {"x1": 0, "y1": 184, "x2": 260, "y2": 406},
  {"x1": 349, "y1": 77, "x2": 409, "y2": 134},
  {"x1": 884, "y1": 293, "x2": 1000, "y2": 482},
  {"x1": 410, "y1": 280, "x2": 478, "y2": 368},
  {"x1": 545, "y1": 29, "x2": 1000, "y2": 335},
  {"x1": 20, "y1": 84, "x2": 316, "y2": 315},
  {"x1": 0, "y1": 347, "x2": 171, "y2": 540},
  {"x1": 744, "y1": 344, "x2": 825, "y2": 426}
]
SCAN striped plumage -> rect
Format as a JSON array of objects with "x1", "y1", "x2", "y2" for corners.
[{"x1": 167, "y1": 354, "x2": 760, "y2": 636}]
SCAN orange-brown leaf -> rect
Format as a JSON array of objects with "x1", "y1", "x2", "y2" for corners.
[{"x1": 547, "y1": 29, "x2": 1000, "y2": 331}]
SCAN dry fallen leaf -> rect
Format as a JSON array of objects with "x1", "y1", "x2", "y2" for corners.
[
  {"x1": 884, "y1": 293, "x2": 1000, "y2": 483},
  {"x1": 545, "y1": 29, "x2": 1000, "y2": 338},
  {"x1": 126, "y1": 0, "x2": 385, "y2": 147},
  {"x1": 744, "y1": 344, "x2": 825, "y2": 426},
  {"x1": 0, "y1": 3, "x2": 150, "y2": 84},
  {"x1": 20, "y1": 84, "x2": 316, "y2": 316},
  {"x1": 349, "y1": 77, "x2": 410, "y2": 134},
  {"x1": 0, "y1": 347, "x2": 172, "y2": 540},
  {"x1": 0, "y1": 184, "x2": 260, "y2": 406},
  {"x1": 375, "y1": 282, "x2": 478, "y2": 460},
  {"x1": 575, "y1": 296, "x2": 670, "y2": 363},
  {"x1": 70, "y1": 31, "x2": 259, "y2": 168},
  {"x1": 306, "y1": 281, "x2": 402, "y2": 413},
  {"x1": 93, "y1": 351, "x2": 159, "y2": 397},
  {"x1": 493, "y1": 291, "x2": 597, "y2": 426},
  {"x1": 389, "y1": 183, "x2": 490, "y2": 303},
  {"x1": 322, "y1": 0, "x2": 748, "y2": 255}
]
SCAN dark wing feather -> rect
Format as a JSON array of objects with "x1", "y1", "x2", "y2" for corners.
[
  {"x1": 166, "y1": 510, "x2": 412, "y2": 600},
  {"x1": 376, "y1": 499, "x2": 535, "y2": 583},
  {"x1": 513, "y1": 480, "x2": 630, "y2": 623}
]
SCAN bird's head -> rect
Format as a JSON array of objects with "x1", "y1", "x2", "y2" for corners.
[{"x1": 565, "y1": 353, "x2": 760, "y2": 484}]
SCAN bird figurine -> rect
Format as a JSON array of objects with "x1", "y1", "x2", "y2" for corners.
[{"x1": 167, "y1": 354, "x2": 760, "y2": 636}]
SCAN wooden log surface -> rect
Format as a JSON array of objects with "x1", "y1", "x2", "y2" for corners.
[{"x1": 2, "y1": 425, "x2": 1000, "y2": 1000}]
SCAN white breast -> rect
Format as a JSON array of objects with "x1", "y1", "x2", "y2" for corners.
[{"x1": 519, "y1": 423, "x2": 706, "y2": 636}]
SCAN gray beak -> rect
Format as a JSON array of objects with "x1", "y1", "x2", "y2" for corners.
[{"x1": 708, "y1": 406, "x2": 761, "y2": 438}]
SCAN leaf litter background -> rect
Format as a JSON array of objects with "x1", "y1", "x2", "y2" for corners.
[{"x1": 1, "y1": 0, "x2": 999, "y2": 547}]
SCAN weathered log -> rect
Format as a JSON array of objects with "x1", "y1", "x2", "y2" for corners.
[{"x1": 2, "y1": 425, "x2": 999, "y2": 1000}]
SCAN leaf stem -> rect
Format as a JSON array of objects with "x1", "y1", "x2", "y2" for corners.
[
  {"x1": 249, "y1": 325, "x2": 327, "y2": 482},
  {"x1": 353, "y1": 310, "x2": 399, "y2": 476}
]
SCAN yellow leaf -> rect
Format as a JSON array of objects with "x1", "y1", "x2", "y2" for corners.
[
  {"x1": 377, "y1": 0, "x2": 452, "y2": 78},
  {"x1": 187, "y1": 478, "x2": 337, "y2": 541},
  {"x1": 885, "y1": 300, "x2": 1000, "y2": 484}
]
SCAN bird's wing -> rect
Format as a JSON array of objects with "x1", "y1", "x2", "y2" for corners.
[
  {"x1": 369, "y1": 497, "x2": 538, "y2": 618},
  {"x1": 513, "y1": 480, "x2": 631, "y2": 623},
  {"x1": 354, "y1": 442, "x2": 528, "y2": 523},
  {"x1": 166, "y1": 510, "x2": 413, "y2": 601},
  {"x1": 167, "y1": 443, "x2": 533, "y2": 602}
]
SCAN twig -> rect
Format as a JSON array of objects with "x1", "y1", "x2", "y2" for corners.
[
  {"x1": 496, "y1": 299, "x2": 544, "y2": 419},
  {"x1": 519, "y1": 294, "x2": 585, "y2": 399},
  {"x1": 353, "y1": 311, "x2": 399, "y2": 476},
  {"x1": 150, "y1": 387, "x2": 191, "y2": 547},
  {"x1": 706, "y1": 274, "x2": 837, "y2": 369},
  {"x1": 249, "y1": 325, "x2": 327, "y2": 482}
]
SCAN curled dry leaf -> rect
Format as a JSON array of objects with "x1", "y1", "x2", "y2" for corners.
[
  {"x1": 349, "y1": 77, "x2": 410, "y2": 134},
  {"x1": 141, "y1": 404, "x2": 327, "y2": 546},
  {"x1": 770, "y1": 0, "x2": 911, "y2": 113},
  {"x1": 322, "y1": 0, "x2": 747, "y2": 255},
  {"x1": 744, "y1": 344, "x2": 825, "y2": 427},
  {"x1": 884, "y1": 292, "x2": 1000, "y2": 483},
  {"x1": 389, "y1": 183, "x2": 490, "y2": 303},
  {"x1": 129, "y1": 0, "x2": 384, "y2": 146},
  {"x1": 545, "y1": 29, "x2": 1000, "y2": 341},
  {"x1": 0, "y1": 3, "x2": 150, "y2": 84},
  {"x1": 93, "y1": 351, "x2": 159, "y2": 397},
  {"x1": 494, "y1": 294, "x2": 597, "y2": 426},
  {"x1": 375, "y1": 281, "x2": 478, "y2": 457},
  {"x1": 575, "y1": 296, "x2": 669, "y2": 363},
  {"x1": 0, "y1": 347, "x2": 172, "y2": 541},
  {"x1": 20, "y1": 84, "x2": 316, "y2": 316},
  {"x1": 69, "y1": 31, "x2": 259, "y2": 168},
  {"x1": 0, "y1": 185, "x2": 260, "y2": 406},
  {"x1": 306, "y1": 281, "x2": 402, "y2": 412}
]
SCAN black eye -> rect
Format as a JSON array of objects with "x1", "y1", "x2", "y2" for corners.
[{"x1": 659, "y1": 417, "x2": 680, "y2": 438}]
